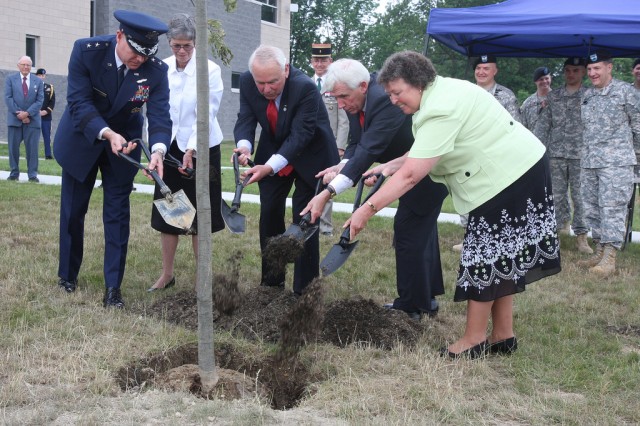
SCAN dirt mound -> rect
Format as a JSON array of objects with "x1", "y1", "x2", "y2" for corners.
[
  {"x1": 322, "y1": 297, "x2": 424, "y2": 349},
  {"x1": 149, "y1": 286, "x2": 424, "y2": 350}
]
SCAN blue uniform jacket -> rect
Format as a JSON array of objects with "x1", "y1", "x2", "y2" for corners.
[{"x1": 54, "y1": 35, "x2": 171, "y2": 183}]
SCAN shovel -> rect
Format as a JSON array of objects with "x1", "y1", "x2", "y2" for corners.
[
  {"x1": 281, "y1": 178, "x2": 324, "y2": 243},
  {"x1": 221, "y1": 154, "x2": 254, "y2": 234},
  {"x1": 320, "y1": 174, "x2": 386, "y2": 276},
  {"x1": 262, "y1": 178, "x2": 324, "y2": 267},
  {"x1": 118, "y1": 139, "x2": 196, "y2": 231}
]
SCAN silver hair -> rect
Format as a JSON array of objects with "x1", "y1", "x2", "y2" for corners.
[
  {"x1": 249, "y1": 45, "x2": 287, "y2": 74},
  {"x1": 322, "y1": 59, "x2": 370, "y2": 92},
  {"x1": 166, "y1": 13, "x2": 196, "y2": 42}
]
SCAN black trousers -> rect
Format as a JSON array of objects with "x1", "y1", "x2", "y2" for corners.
[{"x1": 392, "y1": 176, "x2": 448, "y2": 313}]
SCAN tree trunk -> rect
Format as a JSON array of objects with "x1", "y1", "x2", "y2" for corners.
[{"x1": 194, "y1": 0, "x2": 218, "y2": 392}]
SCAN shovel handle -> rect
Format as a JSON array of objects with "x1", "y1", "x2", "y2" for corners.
[
  {"x1": 300, "y1": 211, "x2": 313, "y2": 227},
  {"x1": 361, "y1": 174, "x2": 386, "y2": 206},
  {"x1": 338, "y1": 174, "x2": 385, "y2": 245},
  {"x1": 118, "y1": 152, "x2": 172, "y2": 199},
  {"x1": 338, "y1": 225, "x2": 351, "y2": 246},
  {"x1": 231, "y1": 156, "x2": 255, "y2": 210}
]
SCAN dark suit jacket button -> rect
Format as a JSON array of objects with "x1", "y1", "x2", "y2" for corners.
[
  {"x1": 465, "y1": 171, "x2": 470, "y2": 177},
  {"x1": 510, "y1": 121, "x2": 514, "y2": 125}
]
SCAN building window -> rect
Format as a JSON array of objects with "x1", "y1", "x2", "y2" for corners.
[
  {"x1": 258, "y1": 0, "x2": 277, "y2": 23},
  {"x1": 231, "y1": 71, "x2": 241, "y2": 93},
  {"x1": 26, "y1": 35, "x2": 38, "y2": 67}
]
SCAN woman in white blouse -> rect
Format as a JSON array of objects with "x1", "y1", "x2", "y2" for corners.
[{"x1": 148, "y1": 13, "x2": 225, "y2": 291}]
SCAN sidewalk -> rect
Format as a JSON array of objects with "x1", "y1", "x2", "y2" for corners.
[{"x1": 2, "y1": 167, "x2": 638, "y2": 243}]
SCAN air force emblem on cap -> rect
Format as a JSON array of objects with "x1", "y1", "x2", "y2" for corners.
[
  {"x1": 481, "y1": 55, "x2": 488, "y2": 62},
  {"x1": 590, "y1": 53, "x2": 598, "y2": 62}
]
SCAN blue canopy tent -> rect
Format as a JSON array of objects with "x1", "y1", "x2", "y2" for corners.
[{"x1": 426, "y1": 0, "x2": 640, "y2": 58}]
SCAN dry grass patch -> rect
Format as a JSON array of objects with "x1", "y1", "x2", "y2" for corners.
[{"x1": 1, "y1": 181, "x2": 639, "y2": 424}]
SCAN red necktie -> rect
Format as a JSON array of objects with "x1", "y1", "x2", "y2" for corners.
[
  {"x1": 267, "y1": 100, "x2": 278, "y2": 134},
  {"x1": 266, "y1": 100, "x2": 294, "y2": 177},
  {"x1": 359, "y1": 111, "x2": 365, "y2": 129},
  {"x1": 22, "y1": 76, "x2": 28, "y2": 98}
]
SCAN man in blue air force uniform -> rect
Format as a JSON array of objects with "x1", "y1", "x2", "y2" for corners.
[{"x1": 54, "y1": 10, "x2": 172, "y2": 308}]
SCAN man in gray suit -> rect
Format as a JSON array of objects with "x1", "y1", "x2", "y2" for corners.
[{"x1": 4, "y1": 56, "x2": 44, "y2": 182}]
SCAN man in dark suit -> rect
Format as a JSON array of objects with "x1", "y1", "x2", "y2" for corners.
[
  {"x1": 302, "y1": 59, "x2": 448, "y2": 320},
  {"x1": 54, "y1": 10, "x2": 172, "y2": 308},
  {"x1": 234, "y1": 45, "x2": 339, "y2": 296},
  {"x1": 4, "y1": 55, "x2": 44, "y2": 182},
  {"x1": 36, "y1": 68, "x2": 55, "y2": 160}
]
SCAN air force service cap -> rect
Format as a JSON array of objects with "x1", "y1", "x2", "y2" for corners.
[
  {"x1": 36, "y1": 68, "x2": 46, "y2": 75},
  {"x1": 473, "y1": 55, "x2": 497, "y2": 69},
  {"x1": 114, "y1": 10, "x2": 168, "y2": 57}
]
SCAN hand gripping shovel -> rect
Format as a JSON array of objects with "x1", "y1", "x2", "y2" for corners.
[
  {"x1": 220, "y1": 153, "x2": 254, "y2": 234},
  {"x1": 281, "y1": 178, "x2": 324, "y2": 242},
  {"x1": 320, "y1": 174, "x2": 386, "y2": 276},
  {"x1": 118, "y1": 139, "x2": 196, "y2": 231}
]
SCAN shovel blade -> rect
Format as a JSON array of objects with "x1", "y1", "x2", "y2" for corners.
[
  {"x1": 153, "y1": 189, "x2": 196, "y2": 231},
  {"x1": 282, "y1": 222, "x2": 318, "y2": 243},
  {"x1": 221, "y1": 199, "x2": 246, "y2": 234},
  {"x1": 320, "y1": 240, "x2": 359, "y2": 276}
]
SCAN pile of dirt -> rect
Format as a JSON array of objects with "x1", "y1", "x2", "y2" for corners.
[{"x1": 149, "y1": 286, "x2": 425, "y2": 350}]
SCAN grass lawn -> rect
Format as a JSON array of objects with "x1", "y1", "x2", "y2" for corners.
[{"x1": 1, "y1": 161, "x2": 639, "y2": 423}]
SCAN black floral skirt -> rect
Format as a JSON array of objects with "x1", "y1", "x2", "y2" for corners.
[{"x1": 455, "y1": 155, "x2": 561, "y2": 302}]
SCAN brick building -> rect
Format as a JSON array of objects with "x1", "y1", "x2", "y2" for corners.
[{"x1": 0, "y1": 0, "x2": 294, "y2": 141}]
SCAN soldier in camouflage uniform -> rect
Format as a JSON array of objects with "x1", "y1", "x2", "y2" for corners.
[
  {"x1": 521, "y1": 66, "x2": 551, "y2": 138},
  {"x1": 473, "y1": 55, "x2": 521, "y2": 122},
  {"x1": 536, "y1": 57, "x2": 591, "y2": 252},
  {"x1": 632, "y1": 58, "x2": 640, "y2": 179},
  {"x1": 578, "y1": 50, "x2": 640, "y2": 276},
  {"x1": 632, "y1": 58, "x2": 640, "y2": 92},
  {"x1": 452, "y1": 55, "x2": 522, "y2": 252}
]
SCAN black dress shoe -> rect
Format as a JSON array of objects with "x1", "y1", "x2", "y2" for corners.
[
  {"x1": 488, "y1": 337, "x2": 518, "y2": 355},
  {"x1": 103, "y1": 288, "x2": 125, "y2": 308},
  {"x1": 7, "y1": 176, "x2": 18, "y2": 181},
  {"x1": 28, "y1": 177, "x2": 39, "y2": 183},
  {"x1": 439, "y1": 340, "x2": 488, "y2": 360},
  {"x1": 147, "y1": 277, "x2": 176, "y2": 292},
  {"x1": 382, "y1": 303, "x2": 422, "y2": 321},
  {"x1": 427, "y1": 297, "x2": 439, "y2": 317},
  {"x1": 45, "y1": 156, "x2": 53, "y2": 160},
  {"x1": 58, "y1": 278, "x2": 77, "y2": 293}
]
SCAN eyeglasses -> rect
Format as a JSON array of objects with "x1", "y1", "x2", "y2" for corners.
[
  {"x1": 18, "y1": 63, "x2": 32, "y2": 67},
  {"x1": 170, "y1": 43, "x2": 194, "y2": 52}
]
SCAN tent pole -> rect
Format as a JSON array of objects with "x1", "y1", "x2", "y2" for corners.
[{"x1": 423, "y1": 34, "x2": 431, "y2": 57}]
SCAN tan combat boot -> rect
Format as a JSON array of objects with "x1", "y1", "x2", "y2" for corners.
[
  {"x1": 589, "y1": 244, "x2": 617, "y2": 276},
  {"x1": 557, "y1": 222, "x2": 571, "y2": 235},
  {"x1": 577, "y1": 243, "x2": 603, "y2": 268},
  {"x1": 575, "y1": 233, "x2": 594, "y2": 254}
]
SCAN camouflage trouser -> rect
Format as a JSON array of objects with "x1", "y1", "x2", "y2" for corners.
[
  {"x1": 581, "y1": 166, "x2": 634, "y2": 248},
  {"x1": 550, "y1": 157, "x2": 588, "y2": 234}
]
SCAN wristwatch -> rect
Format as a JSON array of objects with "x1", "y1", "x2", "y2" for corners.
[{"x1": 327, "y1": 185, "x2": 337, "y2": 199}]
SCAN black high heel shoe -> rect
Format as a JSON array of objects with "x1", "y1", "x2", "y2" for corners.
[
  {"x1": 147, "y1": 277, "x2": 176, "y2": 293},
  {"x1": 439, "y1": 340, "x2": 488, "y2": 360},
  {"x1": 488, "y1": 337, "x2": 518, "y2": 355}
]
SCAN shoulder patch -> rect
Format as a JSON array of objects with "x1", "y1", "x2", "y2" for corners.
[
  {"x1": 78, "y1": 37, "x2": 111, "y2": 52},
  {"x1": 147, "y1": 56, "x2": 169, "y2": 71}
]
